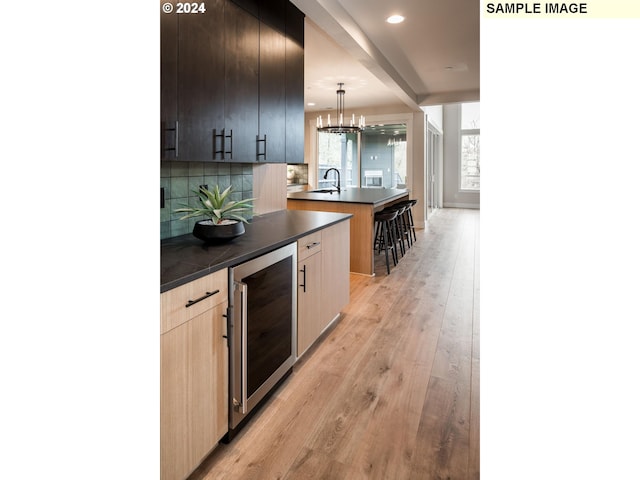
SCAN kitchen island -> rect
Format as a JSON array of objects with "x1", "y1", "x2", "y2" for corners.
[{"x1": 287, "y1": 187, "x2": 409, "y2": 275}]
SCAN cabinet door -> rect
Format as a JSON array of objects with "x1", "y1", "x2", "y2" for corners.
[
  {"x1": 321, "y1": 221, "x2": 350, "y2": 330},
  {"x1": 176, "y1": 0, "x2": 226, "y2": 162},
  {"x1": 258, "y1": 21, "x2": 286, "y2": 163},
  {"x1": 259, "y1": 0, "x2": 286, "y2": 32},
  {"x1": 160, "y1": 302, "x2": 229, "y2": 480},
  {"x1": 297, "y1": 252, "x2": 322, "y2": 356},
  {"x1": 230, "y1": 0, "x2": 259, "y2": 16},
  {"x1": 225, "y1": 0, "x2": 259, "y2": 163},
  {"x1": 285, "y1": 2, "x2": 305, "y2": 164},
  {"x1": 160, "y1": 1, "x2": 178, "y2": 160}
]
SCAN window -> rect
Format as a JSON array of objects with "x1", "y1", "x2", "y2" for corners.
[
  {"x1": 317, "y1": 131, "x2": 358, "y2": 188},
  {"x1": 461, "y1": 102, "x2": 480, "y2": 191}
]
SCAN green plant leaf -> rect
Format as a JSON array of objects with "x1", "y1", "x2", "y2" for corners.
[{"x1": 172, "y1": 186, "x2": 255, "y2": 223}]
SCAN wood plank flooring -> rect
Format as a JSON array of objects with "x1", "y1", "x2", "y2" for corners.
[{"x1": 190, "y1": 208, "x2": 480, "y2": 480}]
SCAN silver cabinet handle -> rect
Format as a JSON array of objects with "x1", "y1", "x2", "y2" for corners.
[{"x1": 239, "y1": 281, "x2": 248, "y2": 415}]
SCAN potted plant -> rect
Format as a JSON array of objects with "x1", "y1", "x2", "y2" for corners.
[{"x1": 174, "y1": 185, "x2": 255, "y2": 242}]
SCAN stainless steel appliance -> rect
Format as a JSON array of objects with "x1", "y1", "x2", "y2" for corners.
[{"x1": 226, "y1": 243, "x2": 297, "y2": 440}]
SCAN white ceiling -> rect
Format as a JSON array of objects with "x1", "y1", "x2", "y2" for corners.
[{"x1": 290, "y1": 0, "x2": 480, "y2": 113}]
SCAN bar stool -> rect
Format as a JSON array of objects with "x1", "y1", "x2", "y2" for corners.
[
  {"x1": 395, "y1": 203, "x2": 413, "y2": 249},
  {"x1": 396, "y1": 199, "x2": 417, "y2": 244},
  {"x1": 382, "y1": 204, "x2": 408, "y2": 257},
  {"x1": 373, "y1": 209, "x2": 399, "y2": 275}
]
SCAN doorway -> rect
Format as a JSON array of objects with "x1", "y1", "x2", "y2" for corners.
[
  {"x1": 427, "y1": 121, "x2": 442, "y2": 215},
  {"x1": 361, "y1": 124, "x2": 407, "y2": 189}
]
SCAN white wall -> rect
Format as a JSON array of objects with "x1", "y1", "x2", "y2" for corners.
[
  {"x1": 443, "y1": 104, "x2": 480, "y2": 209},
  {"x1": 410, "y1": 112, "x2": 426, "y2": 228},
  {"x1": 423, "y1": 105, "x2": 443, "y2": 132}
]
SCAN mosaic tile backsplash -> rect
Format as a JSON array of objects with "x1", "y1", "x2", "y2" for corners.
[{"x1": 161, "y1": 161, "x2": 254, "y2": 239}]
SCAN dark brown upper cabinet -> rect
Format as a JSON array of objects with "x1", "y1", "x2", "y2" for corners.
[
  {"x1": 229, "y1": 0, "x2": 259, "y2": 18},
  {"x1": 160, "y1": 4, "x2": 177, "y2": 161},
  {"x1": 161, "y1": 0, "x2": 303, "y2": 163},
  {"x1": 225, "y1": 0, "x2": 288, "y2": 163},
  {"x1": 285, "y1": 1, "x2": 305, "y2": 164},
  {"x1": 259, "y1": 0, "x2": 286, "y2": 33},
  {"x1": 258, "y1": 20, "x2": 286, "y2": 163},
  {"x1": 224, "y1": 1, "x2": 260, "y2": 162},
  {"x1": 161, "y1": 0, "x2": 225, "y2": 162}
]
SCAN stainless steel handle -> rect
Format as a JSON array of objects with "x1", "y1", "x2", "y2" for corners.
[
  {"x1": 239, "y1": 281, "x2": 248, "y2": 415},
  {"x1": 175, "y1": 120, "x2": 179, "y2": 158}
]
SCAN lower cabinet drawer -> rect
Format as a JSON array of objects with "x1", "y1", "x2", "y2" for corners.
[
  {"x1": 160, "y1": 268, "x2": 228, "y2": 334},
  {"x1": 298, "y1": 231, "x2": 322, "y2": 261}
]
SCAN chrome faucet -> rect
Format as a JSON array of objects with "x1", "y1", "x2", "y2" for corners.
[{"x1": 323, "y1": 168, "x2": 341, "y2": 193}]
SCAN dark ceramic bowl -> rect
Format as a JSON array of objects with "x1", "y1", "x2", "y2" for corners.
[{"x1": 193, "y1": 220, "x2": 245, "y2": 242}]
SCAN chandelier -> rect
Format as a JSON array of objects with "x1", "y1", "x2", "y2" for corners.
[{"x1": 316, "y1": 83, "x2": 365, "y2": 134}]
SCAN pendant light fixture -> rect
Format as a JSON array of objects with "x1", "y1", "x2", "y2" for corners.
[{"x1": 316, "y1": 83, "x2": 365, "y2": 134}]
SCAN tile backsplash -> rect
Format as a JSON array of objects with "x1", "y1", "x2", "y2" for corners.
[{"x1": 160, "y1": 161, "x2": 254, "y2": 239}]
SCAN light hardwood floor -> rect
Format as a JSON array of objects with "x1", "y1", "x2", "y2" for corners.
[{"x1": 190, "y1": 208, "x2": 480, "y2": 480}]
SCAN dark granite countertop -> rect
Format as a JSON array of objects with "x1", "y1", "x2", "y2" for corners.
[
  {"x1": 161, "y1": 209, "x2": 352, "y2": 293},
  {"x1": 287, "y1": 187, "x2": 409, "y2": 207}
]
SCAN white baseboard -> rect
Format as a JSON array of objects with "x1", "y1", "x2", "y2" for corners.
[{"x1": 443, "y1": 202, "x2": 480, "y2": 209}]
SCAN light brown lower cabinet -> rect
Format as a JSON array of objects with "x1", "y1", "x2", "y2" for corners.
[
  {"x1": 159, "y1": 219, "x2": 350, "y2": 478},
  {"x1": 297, "y1": 220, "x2": 350, "y2": 357},
  {"x1": 297, "y1": 246, "x2": 323, "y2": 356},
  {"x1": 160, "y1": 269, "x2": 228, "y2": 480}
]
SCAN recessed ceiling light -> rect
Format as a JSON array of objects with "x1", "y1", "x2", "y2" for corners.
[
  {"x1": 444, "y1": 63, "x2": 469, "y2": 72},
  {"x1": 307, "y1": 102, "x2": 316, "y2": 106},
  {"x1": 386, "y1": 15, "x2": 405, "y2": 24}
]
